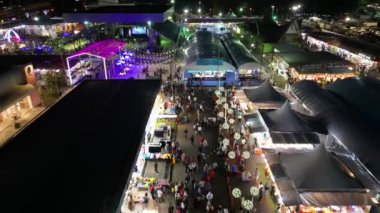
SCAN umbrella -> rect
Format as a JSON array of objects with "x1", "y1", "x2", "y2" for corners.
[
  {"x1": 228, "y1": 151, "x2": 236, "y2": 159},
  {"x1": 232, "y1": 188, "x2": 241, "y2": 198},
  {"x1": 234, "y1": 133, "x2": 241, "y2": 140}
]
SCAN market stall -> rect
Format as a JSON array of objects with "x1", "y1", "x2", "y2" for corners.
[{"x1": 264, "y1": 145, "x2": 374, "y2": 212}]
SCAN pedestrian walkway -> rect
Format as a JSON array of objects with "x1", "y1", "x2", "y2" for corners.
[{"x1": 169, "y1": 88, "x2": 231, "y2": 212}]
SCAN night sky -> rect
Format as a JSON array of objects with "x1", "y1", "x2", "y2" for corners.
[
  {"x1": 174, "y1": 0, "x2": 365, "y2": 14},
  {"x1": 0, "y1": 0, "x2": 372, "y2": 15}
]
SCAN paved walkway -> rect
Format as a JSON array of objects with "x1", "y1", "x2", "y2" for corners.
[{"x1": 172, "y1": 88, "x2": 230, "y2": 212}]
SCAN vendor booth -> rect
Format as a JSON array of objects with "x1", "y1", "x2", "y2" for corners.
[
  {"x1": 272, "y1": 44, "x2": 356, "y2": 85},
  {"x1": 305, "y1": 32, "x2": 379, "y2": 73}
]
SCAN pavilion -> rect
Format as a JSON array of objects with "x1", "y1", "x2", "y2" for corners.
[{"x1": 66, "y1": 39, "x2": 125, "y2": 85}]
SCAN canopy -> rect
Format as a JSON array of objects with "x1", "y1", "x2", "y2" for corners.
[
  {"x1": 259, "y1": 101, "x2": 325, "y2": 133},
  {"x1": 279, "y1": 145, "x2": 363, "y2": 190},
  {"x1": 72, "y1": 39, "x2": 125, "y2": 59},
  {"x1": 221, "y1": 33, "x2": 259, "y2": 70},
  {"x1": 186, "y1": 31, "x2": 231, "y2": 65},
  {"x1": 244, "y1": 79, "x2": 286, "y2": 103},
  {"x1": 269, "y1": 145, "x2": 373, "y2": 206},
  {"x1": 292, "y1": 79, "x2": 380, "y2": 181}
]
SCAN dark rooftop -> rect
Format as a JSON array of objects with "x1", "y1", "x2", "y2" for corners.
[
  {"x1": 308, "y1": 31, "x2": 380, "y2": 59},
  {"x1": 0, "y1": 80, "x2": 160, "y2": 213}
]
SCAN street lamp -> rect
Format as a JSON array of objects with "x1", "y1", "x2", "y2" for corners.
[
  {"x1": 239, "y1": 7, "x2": 243, "y2": 12},
  {"x1": 271, "y1": 5, "x2": 275, "y2": 16},
  {"x1": 219, "y1": 12, "x2": 222, "y2": 17},
  {"x1": 170, "y1": 0, "x2": 174, "y2": 3},
  {"x1": 184, "y1": 9, "x2": 189, "y2": 14},
  {"x1": 197, "y1": 8, "x2": 201, "y2": 13},
  {"x1": 33, "y1": 17, "x2": 39, "y2": 21}
]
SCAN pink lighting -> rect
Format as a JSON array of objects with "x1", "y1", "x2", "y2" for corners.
[{"x1": 72, "y1": 39, "x2": 125, "y2": 59}]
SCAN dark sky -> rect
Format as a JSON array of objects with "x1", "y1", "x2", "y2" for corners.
[
  {"x1": 0, "y1": 0, "x2": 362, "y2": 15},
  {"x1": 175, "y1": 0, "x2": 361, "y2": 14}
]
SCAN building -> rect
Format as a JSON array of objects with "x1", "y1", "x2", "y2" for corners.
[
  {"x1": 0, "y1": 80, "x2": 161, "y2": 212},
  {"x1": 0, "y1": 62, "x2": 41, "y2": 125}
]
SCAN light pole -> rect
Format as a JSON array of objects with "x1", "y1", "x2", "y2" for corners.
[{"x1": 271, "y1": 5, "x2": 275, "y2": 17}]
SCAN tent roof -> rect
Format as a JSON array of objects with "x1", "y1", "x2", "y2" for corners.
[
  {"x1": 277, "y1": 51, "x2": 351, "y2": 67},
  {"x1": 292, "y1": 78, "x2": 380, "y2": 181},
  {"x1": 279, "y1": 145, "x2": 364, "y2": 190},
  {"x1": 259, "y1": 101, "x2": 323, "y2": 133},
  {"x1": 152, "y1": 21, "x2": 182, "y2": 44},
  {"x1": 221, "y1": 33, "x2": 259, "y2": 69},
  {"x1": 244, "y1": 79, "x2": 286, "y2": 103},
  {"x1": 0, "y1": 80, "x2": 161, "y2": 212},
  {"x1": 186, "y1": 31, "x2": 231, "y2": 65},
  {"x1": 71, "y1": 39, "x2": 125, "y2": 59},
  {"x1": 248, "y1": 19, "x2": 290, "y2": 43}
]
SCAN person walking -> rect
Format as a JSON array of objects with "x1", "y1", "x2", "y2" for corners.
[
  {"x1": 190, "y1": 134, "x2": 195, "y2": 146},
  {"x1": 184, "y1": 129, "x2": 188, "y2": 139},
  {"x1": 154, "y1": 160, "x2": 159, "y2": 175},
  {"x1": 206, "y1": 191, "x2": 214, "y2": 205},
  {"x1": 157, "y1": 188, "x2": 163, "y2": 203}
]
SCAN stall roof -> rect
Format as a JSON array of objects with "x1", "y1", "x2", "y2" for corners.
[
  {"x1": 259, "y1": 101, "x2": 324, "y2": 133},
  {"x1": 277, "y1": 51, "x2": 351, "y2": 67},
  {"x1": 0, "y1": 80, "x2": 161, "y2": 212},
  {"x1": 326, "y1": 77, "x2": 380, "y2": 132},
  {"x1": 71, "y1": 39, "x2": 125, "y2": 59},
  {"x1": 292, "y1": 78, "x2": 380, "y2": 181},
  {"x1": 185, "y1": 31, "x2": 232, "y2": 65},
  {"x1": 308, "y1": 31, "x2": 380, "y2": 59},
  {"x1": 295, "y1": 66, "x2": 354, "y2": 74},
  {"x1": 248, "y1": 19, "x2": 291, "y2": 43},
  {"x1": 243, "y1": 79, "x2": 286, "y2": 103},
  {"x1": 279, "y1": 145, "x2": 364, "y2": 190},
  {"x1": 220, "y1": 33, "x2": 259, "y2": 69}
]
